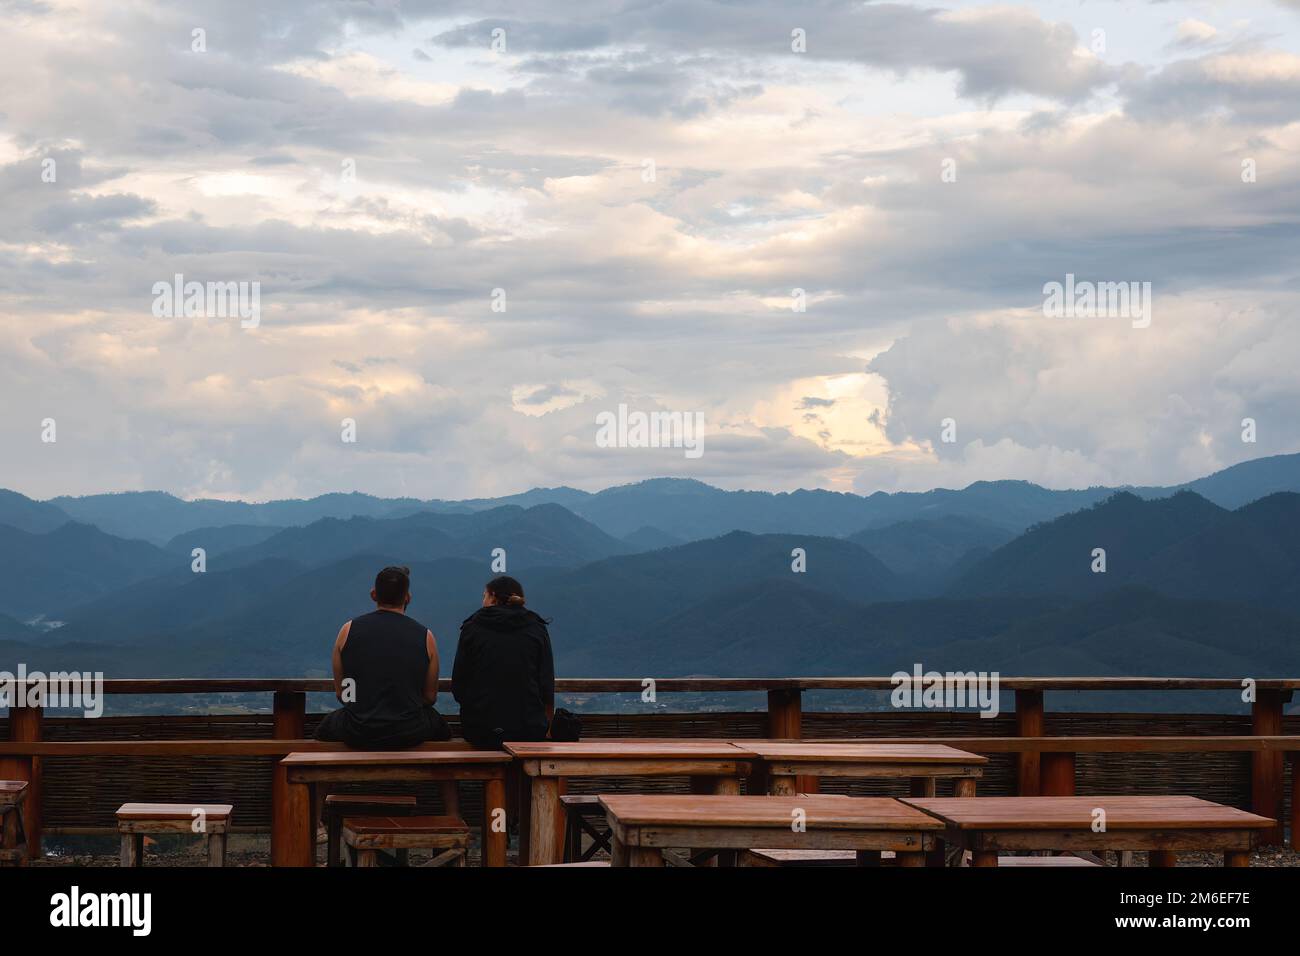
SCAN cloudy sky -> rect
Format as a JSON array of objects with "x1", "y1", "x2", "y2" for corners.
[{"x1": 2, "y1": 0, "x2": 1298, "y2": 501}]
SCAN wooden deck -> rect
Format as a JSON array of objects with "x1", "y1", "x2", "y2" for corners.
[{"x1": 0, "y1": 676, "x2": 1296, "y2": 863}]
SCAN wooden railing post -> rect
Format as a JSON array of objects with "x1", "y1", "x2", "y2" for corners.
[
  {"x1": 0, "y1": 701, "x2": 43, "y2": 859},
  {"x1": 1291, "y1": 751, "x2": 1299, "y2": 853},
  {"x1": 270, "y1": 691, "x2": 306, "y2": 865},
  {"x1": 1251, "y1": 690, "x2": 1286, "y2": 845},
  {"x1": 1041, "y1": 751, "x2": 1076, "y2": 796},
  {"x1": 766, "y1": 689, "x2": 816, "y2": 793},
  {"x1": 1016, "y1": 690, "x2": 1044, "y2": 796}
]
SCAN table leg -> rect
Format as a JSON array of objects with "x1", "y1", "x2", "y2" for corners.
[
  {"x1": 516, "y1": 766, "x2": 531, "y2": 864},
  {"x1": 909, "y1": 777, "x2": 937, "y2": 797},
  {"x1": 611, "y1": 834, "x2": 629, "y2": 867},
  {"x1": 768, "y1": 773, "x2": 797, "y2": 796},
  {"x1": 528, "y1": 777, "x2": 562, "y2": 866},
  {"x1": 277, "y1": 778, "x2": 315, "y2": 867},
  {"x1": 954, "y1": 778, "x2": 977, "y2": 798},
  {"x1": 1149, "y1": 850, "x2": 1177, "y2": 868},
  {"x1": 483, "y1": 777, "x2": 507, "y2": 868},
  {"x1": 628, "y1": 847, "x2": 665, "y2": 867},
  {"x1": 856, "y1": 850, "x2": 882, "y2": 867},
  {"x1": 1224, "y1": 851, "x2": 1251, "y2": 868},
  {"x1": 896, "y1": 851, "x2": 927, "y2": 867},
  {"x1": 971, "y1": 850, "x2": 999, "y2": 867}
]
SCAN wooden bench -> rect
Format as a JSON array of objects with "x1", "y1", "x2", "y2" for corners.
[
  {"x1": 324, "y1": 794, "x2": 417, "y2": 867},
  {"x1": 562, "y1": 794, "x2": 612, "y2": 862},
  {"x1": 740, "y1": 848, "x2": 860, "y2": 867},
  {"x1": 0, "y1": 781, "x2": 29, "y2": 866},
  {"x1": 116, "y1": 803, "x2": 233, "y2": 867},
  {"x1": 996, "y1": 855, "x2": 1101, "y2": 867},
  {"x1": 342, "y1": 815, "x2": 470, "y2": 867},
  {"x1": 539, "y1": 860, "x2": 612, "y2": 867},
  {"x1": 904, "y1": 796, "x2": 1275, "y2": 867}
]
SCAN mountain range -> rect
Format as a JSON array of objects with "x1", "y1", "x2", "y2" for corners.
[
  {"x1": 18, "y1": 451, "x2": 1300, "y2": 544},
  {"x1": 0, "y1": 453, "x2": 1297, "y2": 692}
]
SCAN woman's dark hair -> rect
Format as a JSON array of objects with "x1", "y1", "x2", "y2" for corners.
[{"x1": 485, "y1": 575, "x2": 526, "y2": 606}]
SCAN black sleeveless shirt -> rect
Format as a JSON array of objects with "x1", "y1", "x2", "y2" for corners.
[{"x1": 341, "y1": 610, "x2": 430, "y2": 731}]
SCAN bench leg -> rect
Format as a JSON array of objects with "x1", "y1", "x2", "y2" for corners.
[
  {"x1": 120, "y1": 833, "x2": 143, "y2": 867},
  {"x1": 208, "y1": 832, "x2": 227, "y2": 867},
  {"x1": 327, "y1": 814, "x2": 344, "y2": 868},
  {"x1": 954, "y1": 778, "x2": 977, "y2": 797},
  {"x1": 768, "y1": 774, "x2": 797, "y2": 796},
  {"x1": 1149, "y1": 851, "x2": 1177, "y2": 868},
  {"x1": 710, "y1": 776, "x2": 740, "y2": 796},
  {"x1": 1224, "y1": 851, "x2": 1251, "y2": 868},
  {"x1": 563, "y1": 808, "x2": 582, "y2": 863},
  {"x1": 896, "y1": 851, "x2": 927, "y2": 867},
  {"x1": 972, "y1": 850, "x2": 998, "y2": 867},
  {"x1": 356, "y1": 849, "x2": 379, "y2": 868}
]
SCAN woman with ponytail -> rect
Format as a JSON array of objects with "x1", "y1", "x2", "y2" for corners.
[{"x1": 451, "y1": 576, "x2": 556, "y2": 750}]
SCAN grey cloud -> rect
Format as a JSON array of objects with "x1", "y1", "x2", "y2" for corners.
[
  {"x1": 1123, "y1": 47, "x2": 1300, "y2": 124},
  {"x1": 517, "y1": 383, "x2": 580, "y2": 405}
]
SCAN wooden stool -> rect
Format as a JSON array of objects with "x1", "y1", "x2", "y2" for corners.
[
  {"x1": 324, "y1": 794, "x2": 417, "y2": 868},
  {"x1": 562, "y1": 794, "x2": 612, "y2": 862},
  {"x1": 116, "y1": 803, "x2": 232, "y2": 867},
  {"x1": 0, "y1": 781, "x2": 29, "y2": 867},
  {"x1": 342, "y1": 815, "x2": 470, "y2": 868}
]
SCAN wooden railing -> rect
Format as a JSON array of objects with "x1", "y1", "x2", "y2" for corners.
[{"x1": 1, "y1": 676, "x2": 1296, "y2": 860}]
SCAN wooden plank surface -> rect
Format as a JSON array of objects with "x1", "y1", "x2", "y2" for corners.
[
  {"x1": 116, "y1": 802, "x2": 233, "y2": 821},
  {"x1": 39, "y1": 677, "x2": 1300, "y2": 694},
  {"x1": 506, "y1": 740, "x2": 756, "y2": 760},
  {"x1": 339, "y1": 815, "x2": 466, "y2": 834},
  {"x1": 599, "y1": 794, "x2": 944, "y2": 830},
  {"x1": 903, "y1": 795, "x2": 1276, "y2": 830},
  {"x1": 744, "y1": 742, "x2": 987, "y2": 765},
  {"x1": 10, "y1": 735, "x2": 1299, "y2": 758},
  {"x1": 280, "y1": 750, "x2": 510, "y2": 767}
]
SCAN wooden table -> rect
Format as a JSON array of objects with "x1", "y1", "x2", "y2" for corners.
[
  {"x1": 599, "y1": 794, "x2": 944, "y2": 867},
  {"x1": 505, "y1": 740, "x2": 757, "y2": 866},
  {"x1": 903, "y1": 795, "x2": 1276, "y2": 867},
  {"x1": 745, "y1": 741, "x2": 986, "y2": 797},
  {"x1": 275, "y1": 750, "x2": 512, "y2": 867}
]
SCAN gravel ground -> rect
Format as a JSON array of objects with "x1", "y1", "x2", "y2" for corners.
[{"x1": 26, "y1": 833, "x2": 1300, "y2": 867}]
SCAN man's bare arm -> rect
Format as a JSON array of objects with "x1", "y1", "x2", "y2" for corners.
[{"x1": 331, "y1": 621, "x2": 351, "y2": 701}]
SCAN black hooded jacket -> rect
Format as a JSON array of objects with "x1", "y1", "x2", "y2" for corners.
[{"x1": 452, "y1": 605, "x2": 555, "y2": 747}]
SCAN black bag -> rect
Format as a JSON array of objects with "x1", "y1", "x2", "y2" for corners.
[{"x1": 549, "y1": 707, "x2": 582, "y2": 742}]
